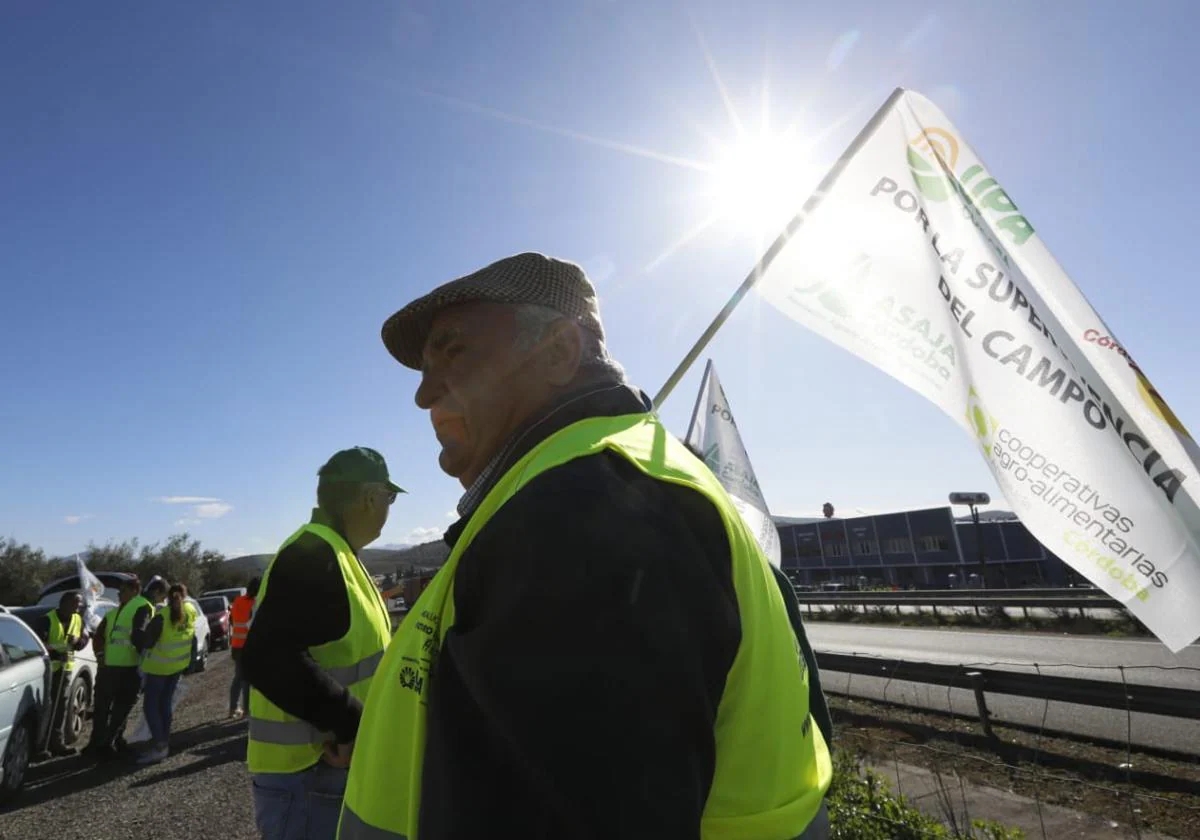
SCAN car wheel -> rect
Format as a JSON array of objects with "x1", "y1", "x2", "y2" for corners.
[
  {"x1": 0, "y1": 718, "x2": 34, "y2": 803},
  {"x1": 196, "y1": 641, "x2": 208, "y2": 673},
  {"x1": 62, "y1": 675, "x2": 91, "y2": 747}
]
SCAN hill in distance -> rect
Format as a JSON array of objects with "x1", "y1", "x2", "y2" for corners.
[{"x1": 225, "y1": 539, "x2": 449, "y2": 576}]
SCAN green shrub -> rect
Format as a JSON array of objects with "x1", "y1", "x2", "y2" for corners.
[{"x1": 827, "y1": 750, "x2": 1023, "y2": 840}]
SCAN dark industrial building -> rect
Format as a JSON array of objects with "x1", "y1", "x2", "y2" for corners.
[{"x1": 776, "y1": 507, "x2": 1085, "y2": 589}]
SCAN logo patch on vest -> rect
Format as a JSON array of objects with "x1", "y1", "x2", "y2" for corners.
[{"x1": 398, "y1": 608, "x2": 442, "y2": 702}]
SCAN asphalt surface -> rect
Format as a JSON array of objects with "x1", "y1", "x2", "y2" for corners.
[
  {"x1": 1, "y1": 651, "x2": 256, "y2": 840},
  {"x1": 808, "y1": 624, "x2": 1200, "y2": 756}
]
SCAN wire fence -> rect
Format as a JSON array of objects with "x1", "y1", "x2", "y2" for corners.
[{"x1": 820, "y1": 653, "x2": 1200, "y2": 839}]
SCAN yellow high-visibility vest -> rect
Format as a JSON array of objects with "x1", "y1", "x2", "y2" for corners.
[
  {"x1": 246, "y1": 523, "x2": 392, "y2": 775},
  {"x1": 47, "y1": 611, "x2": 83, "y2": 674},
  {"x1": 339, "y1": 413, "x2": 832, "y2": 840},
  {"x1": 142, "y1": 601, "x2": 198, "y2": 677},
  {"x1": 104, "y1": 595, "x2": 152, "y2": 668}
]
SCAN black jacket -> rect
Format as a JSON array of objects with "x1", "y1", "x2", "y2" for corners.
[{"x1": 417, "y1": 384, "x2": 830, "y2": 840}]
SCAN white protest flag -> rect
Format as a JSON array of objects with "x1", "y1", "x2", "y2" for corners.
[
  {"x1": 685, "y1": 360, "x2": 782, "y2": 566},
  {"x1": 76, "y1": 553, "x2": 105, "y2": 632},
  {"x1": 750, "y1": 87, "x2": 1200, "y2": 650}
]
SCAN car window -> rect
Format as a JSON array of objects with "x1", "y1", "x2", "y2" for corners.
[
  {"x1": 0, "y1": 618, "x2": 44, "y2": 664},
  {"x1": 199, "y1": 597, "x2": 226, "y2": 613},
  {"x1": 11, "y1": 606, "x2": 51, "y2": 625}
]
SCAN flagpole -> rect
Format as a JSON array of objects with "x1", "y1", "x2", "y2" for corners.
[
  {"x1": 652, "y1": 86, "x2": 906, "y2": 410},
  {"x1": 683, "y1": 358, "x2": 714, "y2": 444}
]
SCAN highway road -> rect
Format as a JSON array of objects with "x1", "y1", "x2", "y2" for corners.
[{"x1": 806, "y1": 624, "x2": 1200, "y2": 756}]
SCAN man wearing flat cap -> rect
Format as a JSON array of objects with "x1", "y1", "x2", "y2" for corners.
[
  {"x1": 244, "y1": 447, "x2": 401, "y2": 840},
  {"x1": 341, "y1": 253, "x2": 831, "y2": 840}
]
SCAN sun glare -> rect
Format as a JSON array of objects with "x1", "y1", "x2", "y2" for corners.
[{"x1": 706, "y1": 127, "x2": 818, "y2": 242}]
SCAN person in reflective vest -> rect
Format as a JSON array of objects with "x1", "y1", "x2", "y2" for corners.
[
  {"x1": 85, "y1": 575, "x2": 156, "y2": 758},
  {"x1": 137, "y1": 582, "x2": 199, "y2": 765},
  {"x1": 242, "y1": 447, "x2": 402, "y2": 840},
  {"x1": 32, "y1": 592, "x2": 89, "y2": 755},
  {"x1": 340, "y1": 253, "x2": 832, "y2": 840},
  {"x1": 227, "y1": 576, "x2": 260, "y2": 719}
]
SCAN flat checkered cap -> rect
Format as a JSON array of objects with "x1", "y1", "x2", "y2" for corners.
[{"x1": 382, "y1": 252, "x2": 605, "y2": 369}]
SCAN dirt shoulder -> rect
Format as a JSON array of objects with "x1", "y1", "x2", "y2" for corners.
[{"x1": 829, "y1": 694, "x2": 1200, "y2": 840}]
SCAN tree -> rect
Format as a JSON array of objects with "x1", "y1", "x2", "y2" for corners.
[
  {"x1": 85, "y1": 539, "x2": 141, "y2": 574},
  {"x1": 1, "y1": 533, "x2": 234, "y2": 606},
  {"x1": 137, "y1": 533, "x2": 222, "y2": 596},
  {"x1": 200, "y1": 557, "x2": 253, "y2": 593},
  {"x1": 0, "y1": 539, "x2": 49, "y2": 605}
]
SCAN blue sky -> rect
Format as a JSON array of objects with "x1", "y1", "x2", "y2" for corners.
[{"x1": 3, "y1": 1, "x2": 1198, "y2": 559}]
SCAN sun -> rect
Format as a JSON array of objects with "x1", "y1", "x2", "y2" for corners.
[{"x1": 706, "y1": 127, "x2": 818, "y2": 242}]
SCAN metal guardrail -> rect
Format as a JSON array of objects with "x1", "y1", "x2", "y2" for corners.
[
  {"x1": 792, "y1": 587, "x2": 1119, "y2": 614},
  {"x1": 815, "y1": 651, "x2": 1200, "y2": 742}
]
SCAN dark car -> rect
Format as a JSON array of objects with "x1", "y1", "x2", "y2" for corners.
[{"x1": 198, "y1": 596, "x2": 231, "y2": 651}]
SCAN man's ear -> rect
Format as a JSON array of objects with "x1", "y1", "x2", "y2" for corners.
[{"x1": 543, "y1": 321, "x2": 583, "y2": 387}]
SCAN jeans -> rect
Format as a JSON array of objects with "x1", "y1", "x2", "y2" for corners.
[
  {"x1": 798, "y1": 803, "x2": 830, "y2": 840},
  {"x1": 252, "y1": 762, "x2": 348, "y2": 840},
  {"x1": 229, "y1": 650, "x2": 250, "y2": 713},
  {"x1": 142, "y1": 672, "x2": 182, "y2": 745},
  {"x1": 87, "y1": 665, "x2": 141, "y2": 751}
]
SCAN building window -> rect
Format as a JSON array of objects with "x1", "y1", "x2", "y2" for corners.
[
  {"x1": 917, "y1": 535, "x2": 951, "y2": 552},
  {"x1": 855, "y1": 540, "x2": 879, "y2": 556},
  {"x1": 884, "y1": 537, "x2": 912, "y2": 554},
  {"x1": 825, "y1": 541, "x2": 847, "y2": 557}
]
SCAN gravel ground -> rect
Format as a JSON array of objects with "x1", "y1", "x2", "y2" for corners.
[{"x1": 1, "y1": 651, "x2": 257, "y2": 840}]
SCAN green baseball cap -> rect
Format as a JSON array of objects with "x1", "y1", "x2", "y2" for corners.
[{"x1": 318, "y1": 447, "x2": 405, "y2": 494}]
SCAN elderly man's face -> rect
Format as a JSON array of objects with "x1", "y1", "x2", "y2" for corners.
[{"x1": 415, "y1": 303, "x2": 546, "y2": 488}]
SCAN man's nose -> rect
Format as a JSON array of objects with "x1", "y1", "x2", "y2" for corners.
[{"x1": 415, "y1": 371, "x2": 443, "y2": 410}]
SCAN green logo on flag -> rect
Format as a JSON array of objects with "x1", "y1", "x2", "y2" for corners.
[
  {"x1": 966, "y1": 386, "x2": 996, "y2": 457},
  {"x1": 906, "y1": 128, "x2": 1036, "y2": 247}
]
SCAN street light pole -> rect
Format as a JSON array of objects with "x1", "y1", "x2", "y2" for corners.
[
  {"x1": 950, "y1": 492, "x2": 991, "y2": 590},
  {"x1": 970, "y1": 502, "x2": 987, "y2": 588}
]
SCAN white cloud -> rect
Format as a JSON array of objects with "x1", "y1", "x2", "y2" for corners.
[
  {"x1": 64, "y1": 514, "x2": 93, "y2": 525},
  {"x1": 194, "y1": 502, "x2": 233, "y2": 519},
  {"x1": 158, "y1": 495, "x2": 233, "y2": 525},
  {"x1": 445, "y1": 510, "x2": 457, "y2": 520},
  {"x1": 402, "y1": 526, "x2": 443, "y2": 545}
]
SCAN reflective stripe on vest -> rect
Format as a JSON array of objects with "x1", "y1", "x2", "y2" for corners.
[
  {"x1": 142, "y1": 602, "x2": 197, "y2": 676},
  {"x1": 338, "y1": 414, "x2": 832, "y2": 840},
  {"x1": 247, "y1": 522, "x2": 392, "y2": 775},
  {"x1": 246, "y1": 649, "x2": 384, "y2": 746},
  {"x1": 104, "y1": 595, "x2": 152, "y2": 667},
  {"x1": 48, "y1": 611, "x2": 82, "y2": 674}
]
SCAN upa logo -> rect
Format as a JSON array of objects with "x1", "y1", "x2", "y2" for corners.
[
  {"x1": 966, "y1": 386, "x2": 997, "y2": 457},
  {"x1": 906, "y1": 128, "x2": 1036, "y2": 247},
  {"x1": 906, "y1": 128, "x2": 959, "y2": 201}
]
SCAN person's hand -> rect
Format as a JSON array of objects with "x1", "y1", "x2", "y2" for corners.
[{"x1": 322, "y1": 740, "x2": 353, "y2": 768}]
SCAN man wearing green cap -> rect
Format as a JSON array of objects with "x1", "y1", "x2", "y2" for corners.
[{"x1": 242, "y1": 447, "x2": 401, "y2": 840}]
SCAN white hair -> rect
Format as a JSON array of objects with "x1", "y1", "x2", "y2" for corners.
[{"x1": 512, "y1": 303, "x2": 625, "y2": 384}]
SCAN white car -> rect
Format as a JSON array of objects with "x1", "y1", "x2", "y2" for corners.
[
  {"x1": 0, "y1": 609, "x2": 50, "y2": 803},
  {"x1": 8, "y1": 603, "x2": 107, "y2": 754}
]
